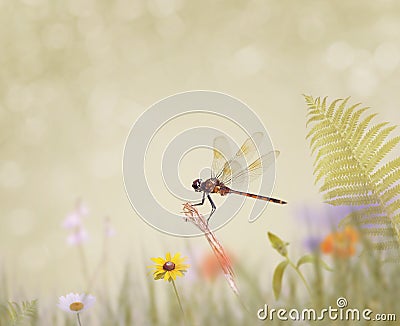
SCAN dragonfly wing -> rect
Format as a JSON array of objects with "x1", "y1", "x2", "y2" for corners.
[
  {"x1": 212, "y1": 136, "x2": 233, "y2": 178},
  {"x1": 223, "y1": 150, "x2": 280, "y2": 187},
  {"x1": 218, "y1": 159, "x2": 243, "y2": 185},
  {"x1": 235, "y1": 132, "x2": 264, "y2": 163},
  {"x1": 224, "y1": 132, "x2": 265, "y2": 180}
]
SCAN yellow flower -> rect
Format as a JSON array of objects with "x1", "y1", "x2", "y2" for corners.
[{"x1": 149, "y1": 252, "x2": 189, "y2": 282}]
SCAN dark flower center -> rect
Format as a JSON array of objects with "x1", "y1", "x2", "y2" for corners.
[{"x1": 163, "y1": 261, "x2": 175, "y2": 271}]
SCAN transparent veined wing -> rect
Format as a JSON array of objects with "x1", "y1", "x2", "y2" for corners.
[
  {"x1": 220, "y1": 150, "x2": 280, "y2": 187},
  {"x1": 234, "y1": 131, "x2": 264, "y2": 163},
  {"x1": 217, "y1": 132, "x2": 266, "y2": 184},
  {"x1": 212, "y1": 136, "x2": 233, "y2": 179}
]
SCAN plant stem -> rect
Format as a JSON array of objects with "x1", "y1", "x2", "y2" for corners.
[
  {"x1": 78, "y1": 243, "x2": 89, "y2": 285},
  {"x1": 287, "y1": 258, "x2": 312, "y2": 297},
  {"x1": 171, "y1": 279, "x2": 186, "y2": 324},
  {"x1": 77, "y1": 313, "x2": 82, "y2": 326}
]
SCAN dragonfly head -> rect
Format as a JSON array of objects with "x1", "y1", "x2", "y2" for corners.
[{"x1": 192, "y1": 179, "x2": 202, "y2": 192}]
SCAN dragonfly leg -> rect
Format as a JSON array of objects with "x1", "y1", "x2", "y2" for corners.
[
  {"x1": 192, "y1": 192, "x2": 206, "y2": 206},
  {"x1": 207, "y1": 194, "x2": 216, "y2": 223}
]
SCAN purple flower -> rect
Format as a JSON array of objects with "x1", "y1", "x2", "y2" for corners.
[
  {"x1": 295, "y1": 203, "x2": 364, "y2": 252},
  {"x1": 104, "y1": 217, "x2": 116, "y2": 238},
  {"x1": 62, "y1": 201, "x2": 89, "y2": 229},
  {"x1": 63, "y1": 200, "x2": 90, "y2": 245},
  {"x1": 62, "y1": 212, "x2": 82, "y2": 229},
  {"x1": 303, "y1": 235, "x2": 323, "y2": 252},
  {"x1": 67, "y1": 227, "x2": 88, "y2": 246}
]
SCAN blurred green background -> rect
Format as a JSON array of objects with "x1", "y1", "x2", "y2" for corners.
[{"x1": 1, "y1": 0, "x2": 400, "y2": 322}]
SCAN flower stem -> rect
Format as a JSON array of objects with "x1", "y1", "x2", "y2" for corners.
[
  {"x1": 78, "y1": 243, "x2": 89, "y2": 285},
  {"x1": 287, "y1": 258, "x2": 312, "y2": 297},
  {"x1": 77, "y1": 313, "x2": 82, "y2": 326},
  {"x1": 171, "y1": 279, "x2": 186, "y2": 324}
]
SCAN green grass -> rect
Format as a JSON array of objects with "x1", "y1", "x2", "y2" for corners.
[{"x1": 1, "y1": 230, "x2": 399, "y2": 325}]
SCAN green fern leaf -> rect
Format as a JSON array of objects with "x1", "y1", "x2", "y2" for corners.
[
  {"x1": 373, "y1": 156, "x2": 400, "y2": 189},
  {"x1": 305, "y1": 95, "x2": 400, "y2": 259},
  {"x1": 372, "y1": 241, "x2": 399, "y2": 251},
  {"x1": 1, "y1": 300, "x2": 38, "y2": 325},
  {"x1": 349, "y1": 112, "x2": 377, "y2": 145}
]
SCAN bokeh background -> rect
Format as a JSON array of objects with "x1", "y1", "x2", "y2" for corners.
[{"x1": 1, "y1": 0, "x2": 400, "y2": 321}]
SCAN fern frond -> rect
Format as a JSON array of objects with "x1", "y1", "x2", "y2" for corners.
[
  {"x1": 362, "y1": 228, "x2": 396, "y2": 237},
  {"x1": 339, "y1": 206, "x2": 386, "y2": 225},
  {"x1": 0, "y1": 300, "x2": 38, "y2": 325},
  {"x1": 380, "y1": 184, "x2": 400, "y2": 203},
  {"x1": 372, "y1": 241, "x2": 400, "y2": 251},
  {"x1": 349, "y1": 113, "x2": 378, "y2": 146},
  {"x1": 306, "y1": 120, "x2": 331, "y2": 139},
  {"x1": 332, "y1": 97, "x2": 350, "y2": 125},
  {"x1": 356, "y1": 122, "x2": 390, "y2": 159},
  {"x1": 326, "y1": 195, "x2": 377, "y2": 206},
  {"x1": 305, "y1": 95, "x2": 400, "y2": 258},
  {"x1": 387, "y1": 199, "x2": 400, "y2": 214},
  {"x1": 367, "y1": 136, "x2": 400, "y2": 171},
  {"x1": 326, "y1": 97, "x2": 343, "y2": 119},
  {"x1": 373, "y1": 156, "x2": 400, "y2": 188},
  {"x1": 359, "y1": 125, "x2": 396, "y2": 163}
]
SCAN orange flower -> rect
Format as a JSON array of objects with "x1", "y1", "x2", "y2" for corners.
[
  {"x1": 199, "y1": 251, "x2": 235, "y2": 281},
  {"x1": 200, "y1": 253, "x2": 221, "y2": 280},
  {"x1": 320, "y1": 226, "x2": 359, "y2": 258}
]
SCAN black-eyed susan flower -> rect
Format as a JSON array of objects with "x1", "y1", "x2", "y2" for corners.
[
  {"x1": 149, "y1": 252, "x2": 189, "y2": 320},
  {"x1": 149, "y1": 252, "x2": 189, "y2": 282},
  {"x1": 57, "y1": 293, "x2": 95, "y2": 325}
]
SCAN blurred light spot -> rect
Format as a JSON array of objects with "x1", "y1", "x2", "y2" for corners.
[
  {"x1": 18, "y1": 53, "x2": 44, "y2": 78},
  {"x1": 156, "y1": 14, "x2": 185, "y2": 40},
  {"x1": 231, "y1": 45, "x2": 265, "y2": 76},
  {"x1": 118, "y1": 40, "x2": 149, "y2": 67},
  {"x1": 0, "y1": 104, "x2": 4, "y2": 121},
  {"x1": 21, "y1": 0, "x2": 47, "y2": 6},
  {"x1": 67, "y1": 0, "x2": 96, "y2": 17},
  {"x1": 88, "y1": 87, "x2": 118, "y2": 125},
  {"x1": 147, "y1": 0, "x2": 183, "y2": 17},
  {"x1": 77, "y1": 14, "x2": 104, "y2": 39},
  {"x1": 298, "y1": 13, "x2": 325, "y2": 43},
  {"x1": 114, "y1": 0, "x2": 143, "y2": 21},
  {"x1": 354, "y1": 49, "x2": 374, "y2": 67},
  {"x1": 374, "y1": 42, "x2": 400, "y2": 72},
  {"x1": 0, "y1": 161, "x2": 24, "y2": 188},
  {"x1": 117, "y1": 99, "x2": 144, "y2": 127},
  {"x1": 7, "y1": 209, "x2": 35, "y2": 236},
  {"x1": 6, "y1": 84, "x2": 35, "y2": 112},
  {"x1": 347, "y1": 67, "x2": 377, "y2": 96},
  {"x1": 90, "y1": 151, "x2": 118, "y2": 178},
  {"x1": 374, "y1": 18, "x2": 400, "y2": 38},
  {"x1": 19, "y1": 246, "x2": 46, "y2": 272},
  {"x1": 52, "y1": 165, "x2": 74, "y2": 193},
  {"x1": 23, "y1": 117, "x2": 46, "y2": 145},
  {"x1": 42, "y1": 23, "x2": 72, "y2": 50},
  {"x1": 326, "y1": 41, "x2": 355, "y2": 70}
]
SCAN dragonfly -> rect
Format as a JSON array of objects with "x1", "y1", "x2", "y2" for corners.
[{"x1": 191, "y1": 132, "x2": 287, "y2": 222}]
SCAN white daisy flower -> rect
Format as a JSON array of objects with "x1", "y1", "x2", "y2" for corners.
[{"x1": 57, "y1": 293, "x2": 95, "y2": 314}]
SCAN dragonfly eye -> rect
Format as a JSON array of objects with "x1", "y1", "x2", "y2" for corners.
[{"x1": 192, "y1": 179, "x2": 202, "y2": 191}]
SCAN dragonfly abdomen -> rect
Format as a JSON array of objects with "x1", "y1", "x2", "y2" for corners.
[{"x1": 227, "y1": 188, "x2": 287, "y2": 204}]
